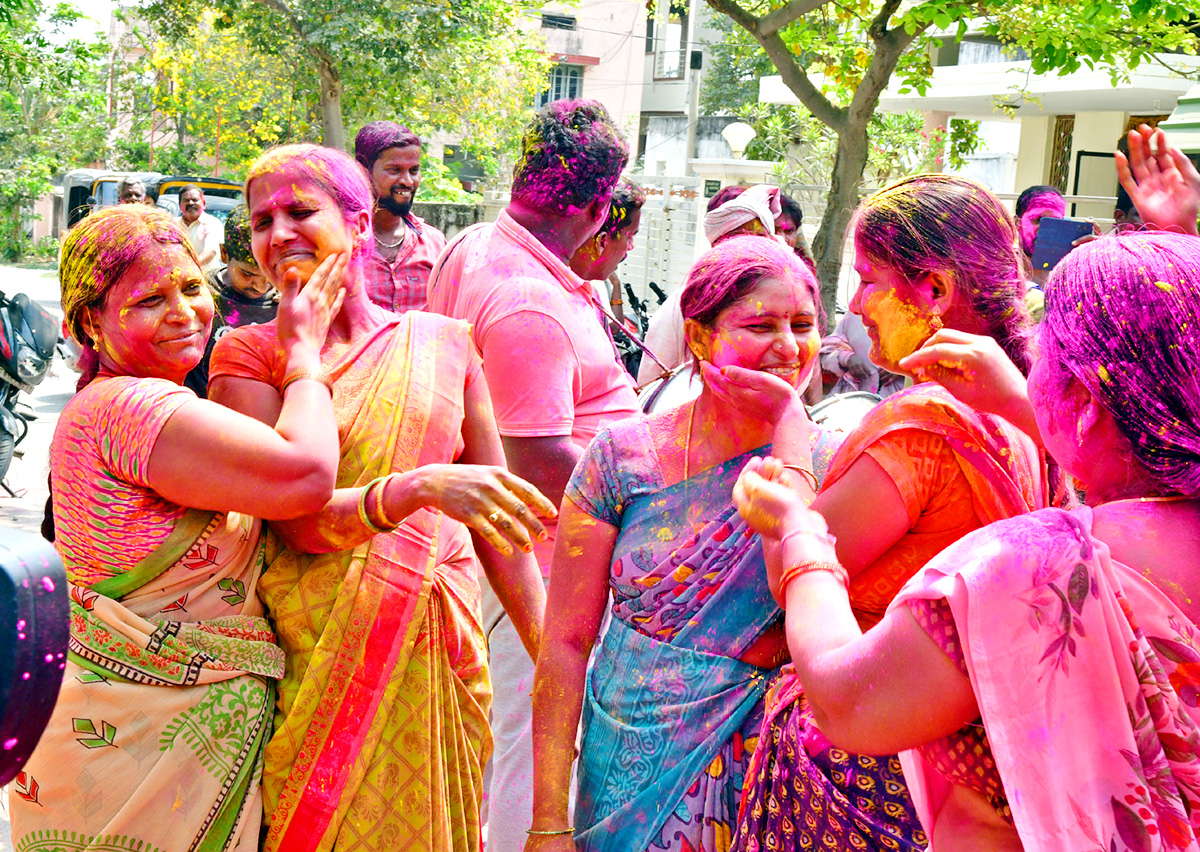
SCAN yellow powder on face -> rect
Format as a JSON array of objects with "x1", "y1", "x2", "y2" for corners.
[{"x1": 866, "y1": 287, "x2": 933, "y2": 367}]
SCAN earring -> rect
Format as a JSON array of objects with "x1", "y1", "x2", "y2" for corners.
[{"x1": 929, "y1": 307, "x2": 943, "y2": 334}]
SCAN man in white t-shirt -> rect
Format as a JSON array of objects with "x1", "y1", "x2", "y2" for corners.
[{"x1": 176, "y1": 184, "x2": 223, "y2": 277}]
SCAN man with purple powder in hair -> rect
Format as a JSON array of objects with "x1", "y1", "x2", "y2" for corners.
[
  {"x1": 354, "y1": 120, "x2": 447, "y2": 312},
  {"x1": 427, "y1": 99, "x2": 638, "y2": 852}
]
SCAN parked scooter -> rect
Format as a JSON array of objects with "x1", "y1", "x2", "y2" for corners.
[{"x1": 0, "y1": 290, "x2": 58, "y2": 493}]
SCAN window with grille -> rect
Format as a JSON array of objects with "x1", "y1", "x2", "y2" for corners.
[
  {"x1": 541, "y1": 12, "x2": 576, "y2": 30},
  {"x1": 536, "y1": 65, "x2": 583, "y2": 108},
  {"x1": 1049, "y1": 115, "x2": 1075, "y2": 192}
]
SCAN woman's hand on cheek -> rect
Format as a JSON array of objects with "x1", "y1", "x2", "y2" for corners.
[
  {"x1": 276, "y1": 252, "x2": 347, "y2": 360},
  {"x1": 898, "y1": 329, "x2": 1027, "y2": 420},
  {"x1": 701, "y1": 361, "x2": 804, "y2": 425}
]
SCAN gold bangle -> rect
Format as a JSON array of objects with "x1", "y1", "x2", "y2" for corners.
[
  {"x1": 782, "y1": 463, "x2": 819, "y2": 491},
  {"x1": 371, "y1": 474, "x2": 400, "y2": 528},
  {"x1": 357, "y1": 481, "x2": 392, "y2": 534},
  {"x1": 527, "y1": 828, "x2": 574, "y2": 836},
  {"x1": 280, "y1": 366, "x2": 333, "y2": 396},
  {"x1": 779, "y1": 560, "x2": 849, "y2": 597}
]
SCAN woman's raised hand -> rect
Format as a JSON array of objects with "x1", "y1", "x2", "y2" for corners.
[
  {"x1": 276, "y1": 252, "x2": 347, "y2": 362},
  {"x1": 398, "y1": 464, "x2": 557, "y2": 556},
  {"x1": 701, "y1": 361, "x2": 808, "y2": 426},
  {"x1": 1116, "y1": 124, "x2": 1200, "y2": 237},
  {"x1": 734, "y1": 456, "x2": 810, "y2": 539},
  {"x1": 898, "y1": 330, "x2": 1029, "y2": 423}
]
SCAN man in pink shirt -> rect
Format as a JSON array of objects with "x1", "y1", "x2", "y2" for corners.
[
  {"x1": 427, "y1": 98, "x2": 637, "y2": 852},
  {"x1": 354, "y1": 120, "x2": 447, "y2": 312}
]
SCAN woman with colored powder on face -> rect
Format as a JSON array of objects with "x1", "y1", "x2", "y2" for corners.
[
  {"x1": 205, "y1": 144, "x2": 556, "y2": 852},
  {"x1": 529, "y1": 236, "x2": 845, "y2": 852},
  {"x1": 731, "y1": 174, "x2": 1050, "y2": 852},
  {"x1": 11, "y1": 204, "x2": 343, "y2": 851},
  {"x1": 734, "y1": 230, "x2": 1200, "y2": 851}
]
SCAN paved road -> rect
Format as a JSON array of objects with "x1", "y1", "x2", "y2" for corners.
[
  {"x1": 0, "y1": 264, "x2": 74, "y2": 851},
  {"x1": 0, "y1": 265, "x2": 75, "y2": 539}
]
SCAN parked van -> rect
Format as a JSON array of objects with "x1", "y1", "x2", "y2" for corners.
[{"x1": 59, "y1": 169, "x2": 162, "y2": 232}]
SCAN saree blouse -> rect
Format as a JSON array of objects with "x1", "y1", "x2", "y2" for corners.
[{"x1": 51, "y1": 375, "x2": 194, "y2": 586}]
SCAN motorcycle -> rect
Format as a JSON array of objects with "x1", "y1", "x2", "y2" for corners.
[{"x1": 0, "y1": 289, "x2": 58, "y2": 494}]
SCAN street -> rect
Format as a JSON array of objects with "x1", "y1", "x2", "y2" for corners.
[{"x1": 0, "y1": 263, "x2": 73, "y2": 852}]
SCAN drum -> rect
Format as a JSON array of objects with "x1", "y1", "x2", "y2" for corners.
[
  {"x1": 0, "y1": 529, "x2": 68, "y2": 786},
  {"x1": 808, "y1": 390, "x2": 882, "y2": 435}
]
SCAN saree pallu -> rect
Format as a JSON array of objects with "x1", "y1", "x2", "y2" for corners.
[
  {"x1": 577, "y1": 443, "x2": 828, "y2": 852},
  {"x1": 259, "y1": 313, "x2": 490, "y2": 852},
  {"x1": 734, "y1": 385, "x2": 1047, "y2": 852},
  {"x1": 12, "y1": 509, "x2": 284, "y2": 852},
  {"x1": 894, "y1": 507, "x2": 1200, "y2": 851}
]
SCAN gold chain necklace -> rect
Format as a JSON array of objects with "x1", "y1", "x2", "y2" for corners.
[{"x1": 683, "y1": 399, "x2": 696, "y2": 481}]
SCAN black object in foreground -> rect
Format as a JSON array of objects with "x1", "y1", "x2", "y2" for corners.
[{"x1": 0, "y1": 528, "x2": 67, "y2": 785}]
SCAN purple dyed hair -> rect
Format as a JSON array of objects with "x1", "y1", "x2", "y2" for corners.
[
  {"x1": 245, "y1": 144, "x2": 374, "y2": 257},
  {"x1": 706, "y1": 185, "x2": 745, "y2": 212},
  {"x1": 354, "y1": 121, "x2": 422, "y2": 171},
  {"x1": 680, "y1": 235, "x2": 824, "y2": 331},
  {"x1": 511, "y1": 99, "x2": 629, "y2": 217},
  {"x1": 1042, "y1": 232, "x2": 1200, "y2": 496},
  {"x1": 853, "y1": 174, "x2": 1031, "y2": 373}
]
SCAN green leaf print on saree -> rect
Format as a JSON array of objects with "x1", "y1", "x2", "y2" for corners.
[{"x1": 158, "y1": 678, "x2": 267, "y2": 780}]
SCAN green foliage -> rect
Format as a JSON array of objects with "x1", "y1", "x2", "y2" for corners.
[
  {"x1": 0, "y1": 1, "x2": 109, "y2": 259},
  {"x1": 140, "y1": 0, "x2": 550, "y2": 155},
  {"x1": 416, "y1": 152, "x2": 482, "y2": 205}
]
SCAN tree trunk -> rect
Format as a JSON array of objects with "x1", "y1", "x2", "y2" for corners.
[
  {"x1": 811, "y1": 122, "x2": 869, "y2": 325},
  {"x1": 316, "y1": 58, "x2": 345, "y2": 151}
]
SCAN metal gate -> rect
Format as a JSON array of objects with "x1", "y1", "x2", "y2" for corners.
[{"x1": 615, "y1": 174, "x2": 705, "y2": 314}]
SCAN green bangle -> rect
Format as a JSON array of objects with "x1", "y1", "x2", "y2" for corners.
[{"x1": 357, "y1": 480, "x2": 392, "y2": 534}]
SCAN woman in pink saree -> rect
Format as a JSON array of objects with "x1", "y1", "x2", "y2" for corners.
[
  {"x1": 209, "y1": 144, "x2": 553, "y2": 852},
  {"x1": 735, "y1": 230, "x2": 1200, "y2": 850}
]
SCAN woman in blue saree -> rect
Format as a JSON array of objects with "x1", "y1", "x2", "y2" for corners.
[{"x1": 528, "y1": 236, "x2": 843, "y2": 852}]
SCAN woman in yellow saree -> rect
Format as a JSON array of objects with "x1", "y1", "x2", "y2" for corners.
[
  {"x1": 12, "y1": 204, "x2": 344, "y2": 852},
  {"x1": 208, "y1": 144, "x2": 553, "y2": 852}
]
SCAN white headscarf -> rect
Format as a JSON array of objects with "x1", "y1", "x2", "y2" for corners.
[{"x1": 703, "y1": 184, "x2": 782, "y2": 244}]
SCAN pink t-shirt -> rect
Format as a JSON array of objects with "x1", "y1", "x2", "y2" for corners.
[
  {"x1": 51, "y1": 376, "x2": 195, "y2": 586},
  {"x1": 363, "y1": 215, "x2": 447, "y2": 314},
  {"x1": 427, "y1": 210, "x2": 639, "y2": 570},
  {"x1": 428, "y1": 210, "x2": 637, "y2": 446}
]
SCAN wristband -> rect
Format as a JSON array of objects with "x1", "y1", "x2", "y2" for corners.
[
  {"x1": 280, "y1": 366, "x2": 333, "y2": 396},
  {"x1": 372, "y1": 474, "x2": 401, "y2": 528}
]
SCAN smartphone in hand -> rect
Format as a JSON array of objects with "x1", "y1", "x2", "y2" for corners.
[{"x1": 1031, "y1": 217, "x2": 1094, "y2": 272}]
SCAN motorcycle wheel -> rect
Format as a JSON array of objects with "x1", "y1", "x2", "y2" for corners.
[{"x1": 0, "y1": 428, "x2": 14, "y2": 482}]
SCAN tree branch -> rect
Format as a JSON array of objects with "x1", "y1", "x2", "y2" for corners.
[
  {"x1": 705, "y1": 0, "x2": 845, "y2": 131},
  {"x1": 758, "y1": 0, "x2": 829, "y2": 37},
  {"x1": 847, "y1": 14, "x2": 924, "y2": 127}
]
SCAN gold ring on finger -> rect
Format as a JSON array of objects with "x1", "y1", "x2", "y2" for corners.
[{"x1": 488, "y1": 511, "x2": 501, "y2": 523}]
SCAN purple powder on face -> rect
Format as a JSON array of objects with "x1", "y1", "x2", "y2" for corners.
[{"x1": 1042, "y1": 231, "x2": 1200, "y2": 496}]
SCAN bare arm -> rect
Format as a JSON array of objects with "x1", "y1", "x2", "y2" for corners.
[
  {"x1": 734, "y1": 462, "x2": 979, "y2": 754},
  {"x1": 529, "y1": 498, "x2": 616, "y2": 846},
  {"x1": 210, "y1": 373, "x2": 557, "y2": 560},
  {"x1": 458, "y1": 370, "x2": 548, "y2": 661},
  {"x1": 502, "y1": 434, "x2": 582, "y2": 510},
  {"x1": 810, "y1": 453, "x2": 914, "y2": 578},
  {"x1": 149, "y1": 255, "x2": 345, "y2": 519}
]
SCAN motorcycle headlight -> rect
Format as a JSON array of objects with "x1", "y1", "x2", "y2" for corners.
[{"x1": 16, "y1": 344, "x2": 43, "y2": 383}]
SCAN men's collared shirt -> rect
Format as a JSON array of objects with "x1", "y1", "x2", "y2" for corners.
[{"x1": 363, "y1": 214, "x2": 446, "y2": 313}]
